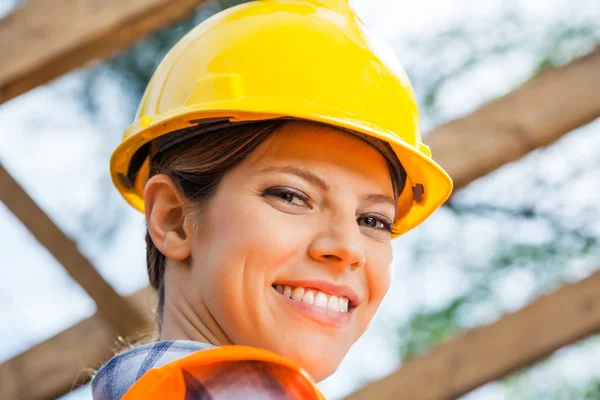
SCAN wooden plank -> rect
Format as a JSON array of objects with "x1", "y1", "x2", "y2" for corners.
[
  {"x1": 0, "y1": 287, "x2": 155, "y2": 400},
  {"x1": 344, "y1": 269, "x2": 600, "y2": 400},
  {"x1": 0, "y1": 0, "x2": 210, "y2": 104},
  {"x1": 0, "y1": 164, "x2": 146, "y2": 337},
  {"x1": 6, "y1": 269, "x2": 600, "y2": 400},
  {"x1": 427, "y1": 46, "x2": 600, "y2": 189},
  {"x1": 1, "y1": 0, "x2": 597, "y2": 189}
]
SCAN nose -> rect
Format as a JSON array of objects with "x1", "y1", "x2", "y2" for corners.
[{"x1": 308, "y1": 220, "x2": 366, "y2": 269}]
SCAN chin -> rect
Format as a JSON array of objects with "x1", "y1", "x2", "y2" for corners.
[
  {"x1": 278, "y1": 341, "x2": 345, "y2": 382},
  {"x1": 306, "y1": 362, "x2": 340, "y2": 383}
]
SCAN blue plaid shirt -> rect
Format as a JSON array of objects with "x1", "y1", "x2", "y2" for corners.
[{"x1": 92, "y1": 340, "x2": 215, "y2": 400}]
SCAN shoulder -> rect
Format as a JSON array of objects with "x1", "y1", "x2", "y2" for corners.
[
  {"x1": 92, "y1": 340, "x2": 214, "y2": 400},
  {"x1": 121, "y1": 345, "x2": 325, "y2": 400}
]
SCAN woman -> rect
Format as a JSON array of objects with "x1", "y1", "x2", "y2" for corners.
[{"x1": 92, "y1": 0, "x2": 453, "y2": 398}]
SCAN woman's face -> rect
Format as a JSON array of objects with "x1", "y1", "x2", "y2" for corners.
[{"x1": 176, "y1": 122, "x2": 395, "y2": 381}]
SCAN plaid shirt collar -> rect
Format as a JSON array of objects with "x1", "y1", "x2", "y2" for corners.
[{"x1": 92, "y1": 340, "x2": 215, "y2": 400}]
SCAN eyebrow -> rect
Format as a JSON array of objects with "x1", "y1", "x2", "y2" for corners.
[
  {"x1": 260, "y1": 166, "x2": 330, "y2": 191},
  {"x1": 362, "y1": 194, "x2": 398, "y2": 215}
]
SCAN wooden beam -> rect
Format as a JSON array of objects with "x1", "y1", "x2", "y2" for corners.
[
  {"x1": 0, "y1": 0, "x2": 210, "y2": 104},
  {"x1": 427, "y1": 46, "x2": 600, "y2": 189},
  {"x1": 344, "y1": 269, "x2": 600, "y2": 400},
  {"x1": 0, "y1": 287, "x2": 155, "y2": 400},
  {"x1": 1, "y1": 0, "x2": 597, "y2": 190},
  {"x1": 0, "y1": 164, "x2": 146, "y2": 337},
  {"x1": 6, "y1": 269, "x2": 600, "y2": 400}
]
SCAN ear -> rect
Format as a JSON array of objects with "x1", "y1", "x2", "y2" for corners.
[{"x1": 144, "y1": 174, "x2": 192, "y2": 261}]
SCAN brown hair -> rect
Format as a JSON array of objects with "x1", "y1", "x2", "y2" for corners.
[{"x1": 145, "y1": 120, "x2": 286, "y2": 332}]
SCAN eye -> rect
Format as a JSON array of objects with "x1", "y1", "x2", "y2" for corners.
[
  {"x1": 263, "y1": 187, "x2": 312, "y2": 208},
  {"x1": 357, "y1": 214, "x2": 393, "y2": 233}
]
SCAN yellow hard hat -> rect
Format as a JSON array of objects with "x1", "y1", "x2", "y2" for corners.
[{"x1": 110, "y1": 0, "x2": 453, "y2": 237}]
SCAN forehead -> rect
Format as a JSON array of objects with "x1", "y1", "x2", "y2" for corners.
[{"x1": 247, "y1": 121, "x2": 395, "y2": 194}]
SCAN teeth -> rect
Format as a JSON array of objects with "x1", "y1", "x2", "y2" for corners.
[
  {"x1": 291, "y1": 287, "x2": 305, "y2": 301},
  {"x1": 274, "y1": 284, "x2": 351, "y2": 313},
  {"x1": 302, "y1": 290, "x2": 315, "y2": 305},
  {"x1": 327, "y1": 296, "x2": 340, "y2": 312},
  {"x1": 340, "y1": 297, "x2": 349, "y2": 312},
  {"x1": 314, "y1": 292, "x2": 328, "y2": 308},
  {"x1": 283, "y1": 286, "x2": 292, "y2": 298}
]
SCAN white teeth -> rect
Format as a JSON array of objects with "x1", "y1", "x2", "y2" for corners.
[
  {"x1": 327, "y1": 296, "x2": 340, "y2": 312},
  {"x1": 340, "y1": 297, "x2": 349, "y2": 312},
  {"x1": 302, "y1": 290, "x2": 315, "y2": 305},
  {"x1": 291, "y1": 287, "x2": 305, "y2": 301},
  {"x1": 314, "y1": 292, "x2": 328, "y2": 309},
  {"x1": 274, "y1": 284, "x2": 351, "y2": 313},
  {"x1": 283, "y1": 286, "x2": 292, "y2": 298}
]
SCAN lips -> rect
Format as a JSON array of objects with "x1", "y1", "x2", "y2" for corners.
[
  {"x1": 272, "y1": 287, "x2": 354, "y2": 329},
  {"x1": 272, "y1": 279, "x2": 360, "y2": 305},
  {"x1": 273, "y1": 284, "x2": 349, "y2": 312}
]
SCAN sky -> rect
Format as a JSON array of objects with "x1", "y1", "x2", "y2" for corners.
[{"x1": 1, "y1": 0, "x2": 599, "y2": 399}]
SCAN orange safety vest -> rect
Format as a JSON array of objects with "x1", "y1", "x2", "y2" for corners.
[{"x1": 122, "y1": 345, "x2": 327, "y2": 399}]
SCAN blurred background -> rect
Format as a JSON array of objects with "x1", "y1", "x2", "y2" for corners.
[{"x1": 1, "y1": 0, "x2": 599, "y2": 399}]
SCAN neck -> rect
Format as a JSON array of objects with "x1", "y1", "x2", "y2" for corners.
[{"x1": 159, "y1": 271, "x2": 232, "y2": 346}]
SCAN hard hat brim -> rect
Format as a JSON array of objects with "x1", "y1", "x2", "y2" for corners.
[{"x1": 111, "y1": 98, "x2": 453, "y2": 238}]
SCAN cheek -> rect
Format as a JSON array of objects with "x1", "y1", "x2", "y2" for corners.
[
  {"x1": 365, "y1": 246, "x2": 394, "y2": 311},
  {"x1": 203, "y1": 196, "x2": 311, "y2": 276},
  {"x1": 189, "y1": 192, "x2": 313, "y2": 335}
]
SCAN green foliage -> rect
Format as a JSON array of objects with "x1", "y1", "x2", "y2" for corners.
[
  {"x1": 583, "y1": 380, "x2": 600, "y2": 399},
  {"x1": 393, "y1": 5, "x2": 600, "y2": 398},
  {"x1": 397, "y1": 297, "x2": 466, "y2": 359},
  {"x1": 499, "y1": 361, "x2": 600, "y2": 400},
  {"x1": 403, "y1": 12, "x2": 600, "y2": 129}
]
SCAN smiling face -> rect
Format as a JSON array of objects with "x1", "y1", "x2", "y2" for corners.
[{"x1": 158, "y1": 122, "x2": 396, "y2": 381}]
